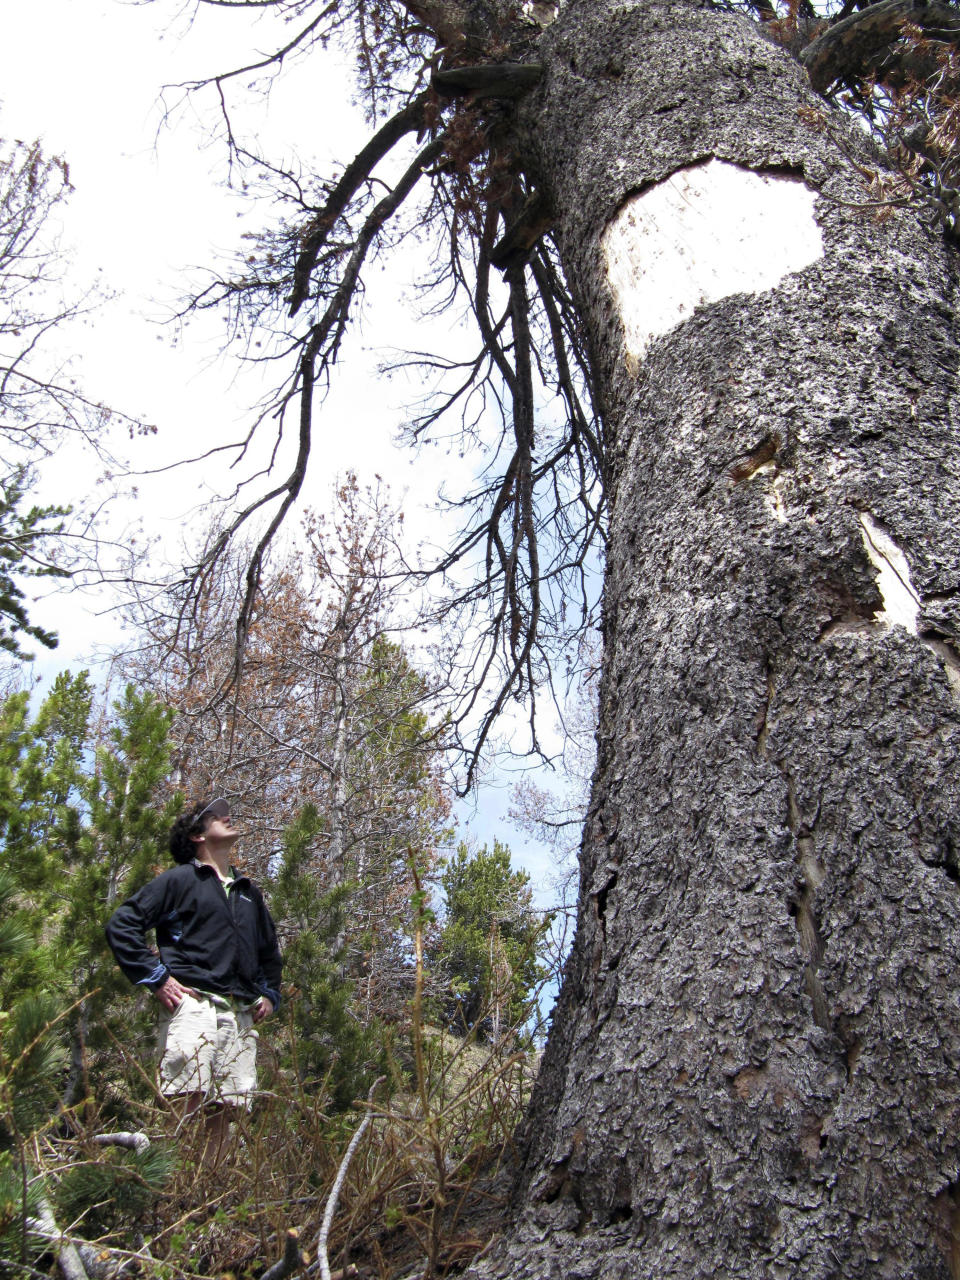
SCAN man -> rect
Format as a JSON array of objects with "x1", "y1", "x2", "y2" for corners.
[{"x1": 106, "y1": 798, "x2": 282, "y2": 1157}]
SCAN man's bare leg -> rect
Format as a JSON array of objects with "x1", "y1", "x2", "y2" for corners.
[
  {"x1": 174, "y1": 1092, "x2": 234, "y2": 1169},
  {"x1": 201, "y1": 1103, "x2": 236, "y2": 1168}
]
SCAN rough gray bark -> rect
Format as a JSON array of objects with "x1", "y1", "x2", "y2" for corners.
[{"x1": 473, "y1": 0, "x2": 960, "y2": 1275}]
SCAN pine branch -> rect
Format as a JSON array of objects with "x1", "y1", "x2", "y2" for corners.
[
  {"x1": 431, "y1": 63, "x2": 543, "y2": 98},
  {"x1": 801, "y1": 0, "x2": 960, "y2": 91},
  {"x1": 288, "y1": 92, "x2": 432, "y2": 317}
]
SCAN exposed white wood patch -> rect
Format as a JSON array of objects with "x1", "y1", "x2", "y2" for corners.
[
  {"x1": 602, "y1": 159, "x2": 823, "y2": 359},
  {"x1": 764, "y1": 471, "x2": 788, "y2": 524},
  {"x1": 860, "y1": 512, "x2": 920, "y2": 633},
  {"x1": 820, "y1": 519, "x2": 960, "y2": 700},
  {"x1": 521, "y1": 0, "x2": 558, "y2": 25}
]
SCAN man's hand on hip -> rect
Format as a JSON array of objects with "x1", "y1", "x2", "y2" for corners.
[
  {"x1": 253, "y1": 997, "x2": 274, "y2": 1024},
  {"x1": 154, "y1": 976, "x2": 199, "y2": 1012}
]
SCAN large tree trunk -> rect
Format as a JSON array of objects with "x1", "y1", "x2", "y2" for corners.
[{"x1": 481, "y1": 0, "x2": 960, "y2": 1275}]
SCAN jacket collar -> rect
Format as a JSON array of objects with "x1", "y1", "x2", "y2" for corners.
[{"x1": 190, "y1": 858, "x2": 249, "y2": 886}]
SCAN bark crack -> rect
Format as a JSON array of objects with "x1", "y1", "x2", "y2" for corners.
[
  {"x1": 586, "y1": 868, "x2": 620, "y2": 1027},
  {"x1": 919, "y1": 631, "x2": 960, "y2": 700},
  {"x1": 725, "y1": 432, "x2": 782, "y2": 486},
  {"x1": 755, "y1": 656, "x2": 775, "y2": 757},
  {"x1": 933, "y1": 1176, "x2": 960, "y2": 1279},
  {"x1": 783, "y1": 773, "x2": 831, "y2": 1032},
  {"x1": 859, "y1": 511, "x2": 920, "y2": 632},
  {"x1": 592, "y1": 867, "x2": 618, "y2": 945}
]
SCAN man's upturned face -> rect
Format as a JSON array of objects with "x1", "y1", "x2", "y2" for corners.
[{"x1": 201, "y1": 811, "x2": 241, "y2": 846}]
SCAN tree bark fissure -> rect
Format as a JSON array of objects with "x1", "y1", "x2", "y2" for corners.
[{"x1": 462, "y1": 0, "x2": 960, "y2": 1275}]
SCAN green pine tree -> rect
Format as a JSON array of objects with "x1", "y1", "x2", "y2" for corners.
[
  {"x1": 0, "y1": 670, "x2": 92, "y2": 1005},
  {"x1": 0, "y1": 675, "x2": 177, "y2": 1262},
  {"x1": 271, "y1": 804, "x2": 387, "y2": 1110},
  {"x1": 0, "y1": 466, "x2": 71, "y2": 658},
  {"x1": 62, "y1": 684, "x2": 178, "y2": 1105},
  {"x1": 430, "y1": 840, "x2": 550, "y2": 1042}
]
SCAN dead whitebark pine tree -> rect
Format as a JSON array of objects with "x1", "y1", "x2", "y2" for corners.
[
  {"x1": 155, "y1": 0, "x2": 960, "y2": 1274},
  {"x1": 489, "y1": 6, "x2": 960, "y2": 1278}
]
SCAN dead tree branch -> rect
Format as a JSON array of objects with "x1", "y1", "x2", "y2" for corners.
[
  {"x1": 29, "y1": 1195, "x2": 88, "y2": 1280},
  {"x1": 90, "y1": 1131, "x2": 151, "y2": 1154},
  {"x1": 262, "y1": 1228, "x2": 308, "y2": 1280},
  {"x1": 431, "y1": 63, "x2": 543, "y2": 98},
  {"x1": 315, "y1": 1077, "x2": 385, "y2": 1280},
  {"x1": 289, "y1": 91, "x2": 432, "y2": 316},
  {"x1": 142, "y1": 6, "x2": 606, "y2": 778},
  {"x1": 801, "y1": 0, "x2": 960, "y2": 91}
]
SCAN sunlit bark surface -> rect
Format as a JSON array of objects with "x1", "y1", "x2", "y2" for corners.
[{"x1": 469, "y1": 0, "x2": 960, "y2": 1275}]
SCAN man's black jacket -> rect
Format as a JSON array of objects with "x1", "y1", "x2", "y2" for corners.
[{"x1": 105, "y1": 860, "x2": 282, "y2": 1009}]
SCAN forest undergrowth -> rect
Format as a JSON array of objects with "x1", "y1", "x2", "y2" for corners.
[
  {"x1": 0, "y1": 667, "x2": 553, "y2": 1280},
  {"x1": 3, "y1": 963, "x2": 540, "y2": 1280}
]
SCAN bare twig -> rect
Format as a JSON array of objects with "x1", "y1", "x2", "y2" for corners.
[
  {"x1": 0, "y1": 1259, "x2": 51, "y2": 1280},
  {"x1": 315, "y1": 1077, "x2": 385, "y2": 1280}
]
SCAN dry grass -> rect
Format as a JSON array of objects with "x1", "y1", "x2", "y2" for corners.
[{"x1": 27, "y1": 1010, "x2": 537, "y2": 1280}]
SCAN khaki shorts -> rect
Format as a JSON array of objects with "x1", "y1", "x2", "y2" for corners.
[{"x1": 158, "y1": 993, "x2": 259, "y2": 1107}]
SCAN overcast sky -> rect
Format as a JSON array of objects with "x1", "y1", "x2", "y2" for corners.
[{"x1": 0, "y1": 0, "x2": 580, "y2": 900}]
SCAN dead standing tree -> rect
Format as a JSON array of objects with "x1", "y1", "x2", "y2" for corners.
[{"x1": 150, "y1": 0, "x2": 960, "y2": 1275}]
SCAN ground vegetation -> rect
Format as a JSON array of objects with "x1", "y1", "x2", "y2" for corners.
[{"x1": 0, "y1": 666, "x2": 548, "y2": 1279}]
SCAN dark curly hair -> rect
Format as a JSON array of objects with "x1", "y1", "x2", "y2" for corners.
[{"x1": 169, "y1": 802, "x2": 215, "y2": 864}]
